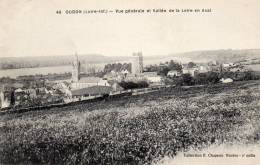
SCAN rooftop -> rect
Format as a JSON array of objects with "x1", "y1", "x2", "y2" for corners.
[
  {"x1": 78, "y1": 77, "x2": 102, "y2": 83},
  {"x1": 71, "y1": 86, "x2": 112, "y2": 96}
]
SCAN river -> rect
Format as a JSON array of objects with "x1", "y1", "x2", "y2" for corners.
[{"x1": 0, "y1": 65, "x2": 72, "y2": 78}]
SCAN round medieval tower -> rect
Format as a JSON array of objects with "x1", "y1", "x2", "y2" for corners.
[{"x1": 72, "y1": 52, "x2": 80, "y2": 82}]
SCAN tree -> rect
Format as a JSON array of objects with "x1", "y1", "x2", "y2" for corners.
[
  {"x1": 122, "y1": 63, "x2": 131, "y2": 72},
  {"x1": 103, "y1": 63, "x2": 131, "y2": 73},
  {"x1": 10, "y1": 90, "x2": 15, "y2": 106},
  {"x1": 158, "y1": 67, "x2": 170, "y2": 76},
  {"x1": 182, "y1": 73, "x2": 193, "y2": 86},
  {"x1": 104, "y1": 64, "x2": 112, "y2": 73},
  {"x1": 144, "y1": 65, "x2": 159, "y2": 72},
  {"x1": 119, "y1": 81, "x2": 148, "y2": 90},
  {"x1": 206, "y1": 72, "x2": 220, "y2": 84},
  {"x1": 194, "y1": 73, "x2": 207, "y2": 85},
  {"x1": 168, "y1": 60, "x2": 182, "y2": 71},
  {"x1": 187, "y1": 62, "x2": 196, "y2": 68},
  {"x1": 0, "y1": 77, "x2": 16, "y2": 84}
]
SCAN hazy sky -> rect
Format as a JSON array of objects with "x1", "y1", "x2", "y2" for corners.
[{"x1": 0, "y1": 0, "x2": 259, "y2": 57}]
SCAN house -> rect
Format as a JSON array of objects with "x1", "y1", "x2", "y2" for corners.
[
  {"x1": 103, "y1": 71, "x2": 128, "y2": 81},
  {"x1": 14, "y1": 89, "x2": 30, "y2": 106},
  {"x1": 14, "y1": 88, "x2": 26, "y2": 101},
  {"x1": 167, "y1": 70, "x2": 182, "y2": 77},
  {"x1": 220, "y1": 78, "x2": 233, "y2": 83},
  {"x1": 208, "y1": 61, "x2": 218, "y2": 66},
  {"x1": 15, "y1": 88, "x2": 23, "y2": 93},
  {"x1": 146, "y1": 76, "x2": 162, "y2": 84},
  {"x1": 45, "y1": 88, "x2": 55, "y2": 95},
  {"x1": 125, "y1": 74, "x2": 147, "y2": 82},
  {"x1": 228, "y1": 65, "x2": 246, "y2": 72},
  {"x1": 111, "y1": 83, "x2": 124, "y2": 92},
  {"x1": 104, "y1": 72, "x2": 118, "y2": 80},
  {"x1": 59, "y1": 88, "x2": 72, "y2": 97},
  {"x1": 121, "y1": 69, "x2": 129, "y2": 75},
  {"x1": 182, "y1": 67, "x2": 199, "y2": 77},
  {"x1": 223, "y1": 63, "x2": 235, "y2": 68},
  {"x1": 23, "y1": 88, "x2": 37, "y2": 98},
  {"x1": 71, "y1": 77, "x2": 110, "y2": 89},
  {"x1": 71, "y1": 86, "x2": 113, "y2": 97},
  {"x1": 198, "y1": 65, "x2": 210, "y2": 73},
  {"x1": 121, "y1": 69, "x2": 130, "y2": 78},
  {"x1": 53, "y1": 82, "x2": 69, "y2": 90},
  {"x1": 142, "y1": 72, "x2": 162, "y2": 84}
]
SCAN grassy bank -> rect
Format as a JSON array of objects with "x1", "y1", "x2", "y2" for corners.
[{"x1": 0, "y1": 81, "x2": 260, "y2": 164}]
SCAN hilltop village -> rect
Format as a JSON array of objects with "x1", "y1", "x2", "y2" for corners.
[{"x1": 0, "y1": 52, "x2": 258, "y2": 109}]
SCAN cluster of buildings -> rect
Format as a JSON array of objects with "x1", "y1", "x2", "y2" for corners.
[
  {"x1": 0, "y1": 81, "x2": 69, "y2": 109},
  {"x1": 68, "y1": 52, "x2": 163, "y2": 101},
  {"x1": 1, "y1": 51, "x2": 248, "y2": 109},
  {"x1": 167, "y1": 61, "x2": 245, "y2": 78},
  {"x1": 0, "y1": 51, "x2": 160, "y2": 109},
  {"x1": 181, "y1": 65, "x2": 211, "y2": 77}
]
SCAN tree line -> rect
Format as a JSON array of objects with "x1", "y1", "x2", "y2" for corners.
[
  {"x1": 165, "y1": 70, "x2": 260, "y2": 86},
  {"x1": 103, "y1": 63, "x2": 131, "y2": 73},
  {"x1": 144, "y1": 60, "x2": 183, "y2": 76}
]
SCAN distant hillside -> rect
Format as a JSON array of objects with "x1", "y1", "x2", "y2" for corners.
[
  {"x1": 0, "y1": 54, "x2": 131, "y2": 70},
  {"x1": 137, "y1": 49, "x2": 260, "y2": 65},
  {"x1": 1, "y1": 49, "x2": 260, "y2": 69},
  {"x1": 168, "y1": 49, "x2": 260, "y2": 63}
]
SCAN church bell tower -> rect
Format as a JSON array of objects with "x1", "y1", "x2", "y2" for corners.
[{"x1": 72, "y1": 52, "x2": 80, "y2": 82}]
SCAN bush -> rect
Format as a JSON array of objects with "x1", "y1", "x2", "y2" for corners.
[
  {"x1": 206, "y1": 72, "x2": 220, "y2": 84},
  {"x1": 157, "y1": 67, "x2": 170, "y2": 76},
  {"x1": 193, "y1": 72, "x2": 220, "y2": 85},
  {"x1": 164, "y1": 77, "x2": 183, "y2": 86},
  {"x1": 119, "y1": 81, "x2": 149, "y2": 90},
  {"x1": 194, "y1": 73, "x2": 207, "y2": 85},
  {"x1": 221, "y1": 71, "x2": 260, "y2": 81},
  {"x1": 182, "y1": 74, "x2": 194, "y2": 86}
]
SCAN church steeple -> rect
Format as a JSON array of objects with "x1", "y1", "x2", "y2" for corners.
[{"x1": 72, "y1": 52, "x2": 80, "y2": 82}]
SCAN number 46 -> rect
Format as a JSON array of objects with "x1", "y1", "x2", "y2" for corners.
[{"x1": 56, "y1": 10, "x2": 62, "y2": 14}]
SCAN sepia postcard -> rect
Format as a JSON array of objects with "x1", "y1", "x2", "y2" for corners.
[{"x1": 0, "y1": 0, "x2": 260, "y2": 164}]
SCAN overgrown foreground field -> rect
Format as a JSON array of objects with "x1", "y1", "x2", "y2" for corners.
[{"x1": 0, "y1": 81, "x2": 260, "y2": 164}]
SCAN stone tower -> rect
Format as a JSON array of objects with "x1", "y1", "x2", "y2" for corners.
[
  {"x1": 131, "y1": 52, "x2": 143, "y2": 75},
  {"x1": 72, "y1": 52, "x2": 80, "y2": 82}
]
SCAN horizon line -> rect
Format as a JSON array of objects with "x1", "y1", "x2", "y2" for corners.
[{"x1": 0, "y1": 48, "x2": 260, "y2": 58}]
